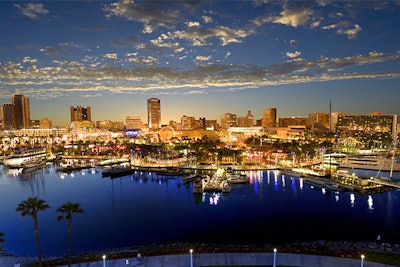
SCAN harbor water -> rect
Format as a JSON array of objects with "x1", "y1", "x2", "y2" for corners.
[{"x1": 1, "y1": 164, "x2": 400, "y2": 257}]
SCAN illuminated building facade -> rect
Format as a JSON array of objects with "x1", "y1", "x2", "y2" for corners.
[
  {"x1": 336, "y1": 113, "x2": 398, "y2": 149},
  {"x1": 70, "y1": 106, "x2": 91, "y2": 122},
  {"x1": 147, "y1": 98, "x2": 161, "y2": 130},
  {"x1": 221, "y1": 113, "x2": 237, "y2": 129},
  {"x1": 261, "y1": 108, "x2": 276, "y2": 128},
  {"x1": 278, "y1": 117, "x2": 308, "y2": 127},
  {"x1": 126, "y1": 116, "x2": 142, "y2": 129}
]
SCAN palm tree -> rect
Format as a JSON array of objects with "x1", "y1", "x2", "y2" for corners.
[
  {"x1": 16, "y1": 197, "x2": 50, "y2": 267},
  {"x1": 56, "y1": 202, "x2": 84, "y2": 267},
  {"x1": 0, "y1": 232, "x2": 5, "y2": 244}
]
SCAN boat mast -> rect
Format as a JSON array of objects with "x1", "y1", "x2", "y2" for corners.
[
  {"x1": 329, "y1": 100, "x2": 332, "y2": 181},
  {"x1": 390, "y1": 115, "x2": 398, "y2": 178}
]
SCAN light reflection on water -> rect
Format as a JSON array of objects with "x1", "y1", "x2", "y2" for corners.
[{"x1": 0, "y1": 165, "x2": 400, "y2": 257}]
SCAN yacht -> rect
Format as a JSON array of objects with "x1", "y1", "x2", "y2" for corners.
[
  {"x1": 340, "y1": 155, "x2": 400, "y2": 172},
  {"x1": 3, "y1": 149, "x2": 47, "y2": 168}
]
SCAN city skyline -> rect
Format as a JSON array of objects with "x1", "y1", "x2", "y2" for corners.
[{"x1": 1, "y1": 1, "x2": 400, "y2": 126}]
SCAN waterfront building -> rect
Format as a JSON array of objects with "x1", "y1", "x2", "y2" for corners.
[
  {"x1": 336, "y1": 112, "x2": 398, "y2": 150},
  {"x1": 126, "y1": 116, "x2": 142, "y2": 129},
  {"x1": 226, "y1": 126, "x2": 264, "y2": 142},
  {"x1": 12, "y1": 94, "x2": 30, "y2": 129},
  {"x1": 238, "y1": 110, "x2": 254, "y2": 127},
  {"x1": 278, "y1": 117, "x2": 308, "y2": 127},
  {"x1": 221, "y1": 113, "x2": 237, "y2": 129},
  {"x1": 261, "y1": 108, "x2": 276, "y2": 128},
  {"x1": 147, "y1": 98, "x2": 161, "y2": 130},
  {"x1": 70, "y1": 106, "x2": 91, "y2": 122}
]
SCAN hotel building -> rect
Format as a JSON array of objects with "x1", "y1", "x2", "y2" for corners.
[
  {"x1": 70, "y1": 106, "x2": 91, "y2": 122},
  {"x1": 147, "y1": 98, "x2": 161, "y2": 130}
]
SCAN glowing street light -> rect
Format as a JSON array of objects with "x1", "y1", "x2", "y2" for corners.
[
  {"x1": 190, "y1": 249, "x2": 193, "y2": 267},
  {"x1": 361, "y1": 255, "x2": 365, "y2": 267},
  {"x1": 102, "y1": 255, "x2": 106, "y2": 267},
  {"x1": 273, "y1": 248, "x2": 277, "y2": 267}
]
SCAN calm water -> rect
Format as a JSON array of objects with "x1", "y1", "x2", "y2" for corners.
[{"x1": 1, "y1": 164, "x2": 400, "y2": 257}]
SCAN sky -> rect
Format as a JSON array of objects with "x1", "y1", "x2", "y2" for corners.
[{"x1": 0, "y1": 0, "x2": 400, "y2": 127}]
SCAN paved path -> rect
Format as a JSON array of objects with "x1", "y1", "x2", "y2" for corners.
[{"x1": 1, "y1": 253, "x2": 398, "y2": 267}]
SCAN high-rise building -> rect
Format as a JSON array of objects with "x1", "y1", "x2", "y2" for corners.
[
  {"x1": 221, "y1": 113, "x2": 237, "y2": 129},
  {"x1": 12, "y1": 94, "x2": 30, "y2": 129},
  {"x1": 70, "y1": 106, "x2": 91, "y2": 122},
  {"x1": 262, "y1": 108, "x2": 276, "y2": 128},
  {"x1": 1, "y1": 104, "x2": 16, "y2": 130},
  {"x1": 147, "y1": 98, "x2": 161, "y2": 130}
]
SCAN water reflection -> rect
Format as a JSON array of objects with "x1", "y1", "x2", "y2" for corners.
[
  {"x1": 368, "y1": 195, "x2": 374, "y2": 211},
  {"x1": 350, "y1": 193, "x2": 356, "y2": 207}
]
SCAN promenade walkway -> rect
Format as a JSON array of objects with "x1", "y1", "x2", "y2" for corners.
[{"x1": 1, "y1": 253, "x2": 398, "y2": 267}]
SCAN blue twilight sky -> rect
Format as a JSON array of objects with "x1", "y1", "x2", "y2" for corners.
[{"x1": 1, "y1": 0, "x2": 400, "y2": 126}]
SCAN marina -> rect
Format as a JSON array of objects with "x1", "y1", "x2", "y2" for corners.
[{"x1": 1, "y1": 162, "x2": 400, "y2": 257}]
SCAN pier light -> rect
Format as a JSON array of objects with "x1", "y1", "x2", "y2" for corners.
[
  {"x1": 273, "y1": 248, "x2": 277, "y2": 267},
  {"x1": 361, "y1": 254, "x2": 365, "y2": 267},
  {"x1": 190, "y1": 249, "x2": 193, "y2": 267},
  {"x1": 102, "y1": 255, "x2": 106, "y2": 267}
]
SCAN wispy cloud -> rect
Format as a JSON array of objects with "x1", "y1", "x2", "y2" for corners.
[
  {"x1": 1, "y1": 51, "x2": 399, "y2": 98},
  {"x1": 14, "y1": 3, "x2": 49, "y2": 20}
]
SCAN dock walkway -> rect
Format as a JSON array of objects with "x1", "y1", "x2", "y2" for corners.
[{"x1": 2, "y1": 252, "x2": 397, "y2": 267}]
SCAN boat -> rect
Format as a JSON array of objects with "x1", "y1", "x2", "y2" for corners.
[
  {"x1": 292, "y1": 166, "x2": 330, "y2": 178},
  {"x1": 323, "y1": 153, "x2": 347, "y2": 165},
  {"x1": 21, "y1": 159, "x2": 47, "y2": 173},
  {"x1": 226, "y1": 173, "x2": 249, "y2": 184},
  {"x1": 182, "y1": 172, "x2": 199, "y2": 183},
  {"x1": 102, "y1": 166, "x2": 134, "y2": 178},
  {"x1": 340, "y1": 155, "x2": 400, "y2": 172},
  {"x1": 193, "y1": 177, "x2": 204, "y2": 194},
  {"x1": 3, "y1": 149, "x2": 47, "y2": 168}
]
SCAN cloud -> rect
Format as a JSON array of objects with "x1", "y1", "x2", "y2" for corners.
[
  {"x1": 336, "y1": 24, "x2": 362, "y2": 39},
  {"x1": 103, "y1": 53, "x2": 118, "y2": 59},
  {"x1": 105, "y1": 0, "x2": 181, "y2": 33},
  {"x1": 286, "y1": 51, "x2": 302, "y2": 58},
  {"x1": 195, "y1": 55, "x2": 212, "y2": 61},
  {"x1": 187, "y1": 21, "x2": 200, "y2": 27},
  {"x1": 174, "y1": 26, "x2": 251, "y2": 46},
  {"x1": 202, "y1": 15, "x2": 213, "y2": 23},
  {"x1": 253, "y1": 3, "x2": 314, "y2": 28},
  {"x1": 14, "y1": 3, "x2": 49, "y2": 19},
  {"x1": 1, "y1": 51, "x2": 399, "y2": 98}
]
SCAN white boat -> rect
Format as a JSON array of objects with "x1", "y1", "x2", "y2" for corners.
[
  {"x1": 340, "y1": 155, "x2": 400, "y2": 172},
  {"x1": 226, "y1": 173, "x2": 249, "y2": 184},
  {"x1": 3, "y1": 149, "x2": 47, "y2": 168},
  {"x1": 323, "y1": 153, "x2": 347, "y2": 165}
]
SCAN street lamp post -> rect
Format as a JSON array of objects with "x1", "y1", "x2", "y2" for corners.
[
  {"x1": 190, "y1": 249, "x2": 193, "y2": 267},
  {"x1": 273, "y1": 248, "x2": 277, "y2": 267},
  {"x1": 361, "y1": 255, "x2": 365, "y2": 267},
  {"x1": 102, "y1": 255, "x2": 106, "y2": 267}
]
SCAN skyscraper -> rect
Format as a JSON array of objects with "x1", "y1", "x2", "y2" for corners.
[
  {"x1": 1, "y1": 104, "x2": 16, "y2": 130},
  {"x1": 262, "y1": 108, "x2": 277, "y2": 128},
  {"x1": 70, "y1": 106, "x2": 91, "y2": 122},
  {"x1": 12, "y1": 94, "x2": 30, "y2": 129},
  {"x1": 147, "y1": 98, "x2": 161, "y2": 130}
]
